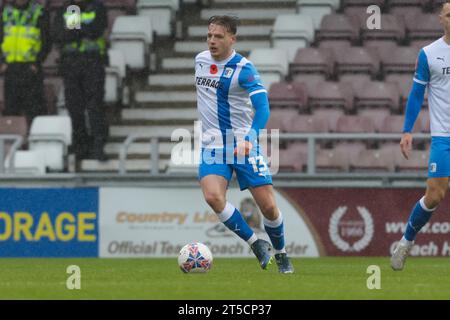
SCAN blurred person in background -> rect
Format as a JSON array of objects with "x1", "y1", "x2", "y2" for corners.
[
  {"x1": 0, "y1": 0, "x2": 51, "y2": 126},
  {"x1": 53, "y1": 0, "x2": 108, "y2": 161}
]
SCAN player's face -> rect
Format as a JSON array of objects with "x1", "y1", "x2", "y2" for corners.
[
  {"x1": 207, "y1": 23, "x2": 236, "y2": 61},
  {"x1": 440, "y1": 4, "x2": 450, "y2": 35}
]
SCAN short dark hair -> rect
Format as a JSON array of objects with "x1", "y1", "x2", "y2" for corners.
[{"x1": 208, "y1": 15, "x2": 239, "y2": 35}]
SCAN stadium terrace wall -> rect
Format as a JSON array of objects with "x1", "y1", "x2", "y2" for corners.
[{"x1": 0, "y1": 176, "x2": 449, "y2": 258}]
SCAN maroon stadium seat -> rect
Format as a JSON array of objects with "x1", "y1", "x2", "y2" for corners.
[
  {"x1": 316, "y1": 14, "x2": 360, "y2": 43},
  {"x1": 390, "y1": 6, "x2": 423, "y2": 23},
  {"x1": 358, "y1": 108, "x2": 390, "y2": 132},
  {"x1": 385, "y1": 74, "x2": 414, "y2": 106},
  {"x1": 418, "y1": 111, "x2": 430, "y2": 133},
  {"x1": 335, "y1": 46, "x2": 380, "y2": 78},
  {"x1": 312, "y1": 108, "x2": 345, "y2": 133},
  {"x1": 308, "y1": 81, "x2": 354, "y2": 113},
  {"x1": 268, "y1": 82, "x2": 308, "y2": 111},
  {"x1": 318, "y1": 40, "x2": 352, "y2": 58},
  {"x1": 355, "y1": 81, "x2": 401, "y2": 112},
  {"x1": 278, "y1": 146, "x2": 306, "y2": 172},
  {"x1": 379, "y1": 46, "x2": 419, "y2": 74},
  {"x1": 266, "y1": 109, "x2": 299, "y2": 132},
  {"x1": 350, "y1": 148, "x2": 396, "y2": 172},
  {"x1": 361, "y1": 14, "x2": 406, "y2": 44},
  {"x1": 291, "y1": 75, "x2": 327, "y2": 94},
  {"x1": 284, "y1": 114, "x2": 330, "y2": 133},
  {"x1": 342, "y1": 0, "x2": 386, "y2": 8},
  {"x1": 405, "y1": 13, "x2": 443, "y2": 40},
  {"x1": 336, "y1": 115, "x2": 375, "y2": 133},
  {"x1": 379, "y1": 115, "x2": 421, "y2": 133},
  {"x1": 315, "y1": 147, "x2": 351, "y2": 172},
  {"x1": 290, "y1": 48, "x2": 335, "y2": 79},
  {"x1": 339, "y1": 73, "x2": 371, "y2": 93},
  {"x1": 395, "y1": 150, "x2": 428, "y2": 172}
]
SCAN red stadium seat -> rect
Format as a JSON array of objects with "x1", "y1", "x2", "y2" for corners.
[
  {"x1": 336, "y1": 115, "x2": 375, "y2": 133},
  {"x1": 350, "y1": 148, "x2": 396, "y2": 172},
  {"x1": 358, "y1": 108, "x2": 390, "y2": 132},
  {"x1": 335, "y1": 46, "x2": 380, "y2": 78},
  {"x1": 395, "y1": 150, "x2": 428, "y2": 172},
  {"x1": 308, "y1": 81, "x2": 354, "y2": 113},
  {"x1": 284, "y1": 114, "x2": 330, "y2": 133},
  {"x1": 355, "y1": 81, "x2": 401, "y2": 113},
  {"x1": 268, "y1": 82, "x2": 308, "y2": 111},
  {"x1": 278, "y1": 146, "x2": 306, "y2": 172},
  {"x1": 316, "y1": 14, "x2": 360, "y2": 43},
  {"x1": 385, "y1": 74, "x2": 414, "y2": 106},
  {"x1": 266, "y1": 109, "x2": 299, "y2": 132},
  {"x1": 290, "y1": 47, "x2": 335, "y2": 79},
  {"x1": 379, "y1": 46, "x2": 419, "y2": 74},
  {"x1": 312, "y1": 108, "x2": 345, "y2": 132},
  {"x1": 361, "y1": 14, "x2": 406, "y2": 44},
  {"x1": 315, "y1": 147, "x2": 350, "y2": 172},
  {"x1": 405, "y1": 13, "x2": 443, "y2": 40}
]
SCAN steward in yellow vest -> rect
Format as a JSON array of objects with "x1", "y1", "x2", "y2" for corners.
[
  {"x1": 0, "y1": 0, "x2": 51, "y2": 125},
  {"x1": 53, "y1": 0, "x2": 108, "y2": 162}
]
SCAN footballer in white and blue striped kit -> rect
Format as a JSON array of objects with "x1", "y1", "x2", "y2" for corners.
[
  {"x1": 195, "y1": 15, "x2": 294, "y2": 273},
  {"x1": 391, "y1": 1, "x2": 450, "y2": 271}
]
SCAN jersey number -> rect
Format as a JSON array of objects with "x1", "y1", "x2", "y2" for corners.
[{"x1": 248, "y1": 156, "x2": 268, "y2": 175}]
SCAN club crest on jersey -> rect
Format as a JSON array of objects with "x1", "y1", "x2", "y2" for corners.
[
  {"x1": 210, "y1": 64, "x2": 218, "y2": 74},
  {"x1": 223, "y1": 67, "x2": 234, "y2": 78}
]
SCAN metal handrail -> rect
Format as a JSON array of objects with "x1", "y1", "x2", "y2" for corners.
[
  {"x1": 118, "y1": 132, "x2": 431, "y2": 175},
  {"x1": 0, "y1": 135, "x2": 24, "y2": 174}
]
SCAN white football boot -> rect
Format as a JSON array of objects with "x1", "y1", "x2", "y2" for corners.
[{"x1": 391, "y1": 240, "x2": 414, "y2": 271}]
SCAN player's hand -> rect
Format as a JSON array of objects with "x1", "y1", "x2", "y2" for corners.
[
  {"x1": 234, "y1": 141, "x2": 253, "y2": 156},
  {"x1": 400, "y1": 133, "x2": 413, "y2": 160},
  {"x1": 0, "y1": 64, "x2": 7, "y2": 73}
]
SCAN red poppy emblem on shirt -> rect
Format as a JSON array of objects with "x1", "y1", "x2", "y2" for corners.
[{"x1": 210, "y1": 64, "x2": 218, "y2": 74}]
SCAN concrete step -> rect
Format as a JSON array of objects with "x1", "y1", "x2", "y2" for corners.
[
  {"x1": 104, "y1": 141, "x2": 175, "y2": 156},
  {"x1": 122, "y1": 108, "x2": 198, "y2": 121},
  {"x1": 174, "y1": 40, "x2": 269, "y2": 54},
  {"x1": 109, "y1": 125, "x2": 194, "y2": 139},
  {"x1": 188, "y1": 25, "x2": 273, "y2": 38},
  {"x1": 148, "y1": 74, "x2": 194, "y2": 86},
  {"x1": 134, "y1": 91, "x2": 196, "y2": 103},
  {"x1": 80, "y1": 159, "x2": 170, "y2": 173},
  {"x1": 200, "y1": 8, "x2": 295, "y2": 20}
]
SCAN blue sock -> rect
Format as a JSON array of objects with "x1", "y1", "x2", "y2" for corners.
[
  {"x1": 404, "y1": 196, "x2": 435, "y2": 241},
  {"x1": 264, "y1": 212, "x2": 285, "y2": 252},
  {"x1": 218, "y1": 202, "x2": 255, "y2": 242}
]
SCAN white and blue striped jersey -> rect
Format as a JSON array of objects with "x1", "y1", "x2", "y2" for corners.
[
  {"x1": 414, "y1": 37, "x2": 450, "y2": 136},
  {"x1": 195, "y1": 50, "x2": 267, "y2": 149}
]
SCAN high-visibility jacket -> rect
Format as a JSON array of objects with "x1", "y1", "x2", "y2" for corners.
[
  {"x1": 62, "y1": 10, "x2": 105, "y2": 56},
  {"x1": 1, "y1": 1, "x2": 43, "y2": 63}
]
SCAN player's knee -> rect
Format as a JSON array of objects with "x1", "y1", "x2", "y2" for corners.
[
  {"x1": 426, "y1": 188, "x2": 446, "y2": 208},
  {"x1": 260, "y1": 203, "x2": 278, "y2": 219},
  {"x1": 204, "y1": 193, "x2": 226, "y2": 212}
]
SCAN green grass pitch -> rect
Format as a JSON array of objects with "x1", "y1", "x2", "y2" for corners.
[{"x1": 0, "y1": 257, "x2": 449, "y2": 299}]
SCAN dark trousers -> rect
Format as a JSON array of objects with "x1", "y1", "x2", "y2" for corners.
[
  {"x1": 62, "y1": 56, "x2": 108, "y2": 156},
  {"x1": 3, "y1": 63, "x2": 46, "y2": 127}
]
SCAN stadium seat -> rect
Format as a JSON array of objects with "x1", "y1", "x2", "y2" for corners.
[
  {"x1": 291, "y1": 74, "x2": 328, "y2": 94},
  {"x1": 107, "y1": 9, "x2": 129, "y2": 38},
  {"x1": 110, "y1": 15, "x2": 153, "y2": 70},
  {"x1": 360, "y1": 14, "x2": 406, "y2": 44},
  {"x1": 350, "y1": 148, "x2": 395, "y2": 172},
  {"x1": 379, "y1": 114, "x2": 421, "y2": 133},
  {"x1": 336, "y1": 115, "x2": 375, "y2": 133},
  {"x1": 278, "y1": 147, "x2": 306, "y2": 172},
  {"x1": 358, "y1": 108, "x2": 390, "y2": 133},
  {"x1": 390, "y1": 6, "x2": 423, "y2": 24},
  {"x1": 405, "y1": 13, "x2": 443, "y2": 40},
  {"x1": 0, "y1": 116, "x2": 28, "y2": 140},
  {"x1": 266, "y1": 109, "x2": 299, "y2": 132},
  {"x1": 418, "y1": 110, "x2": 430, "y2": 133},
  {"x1": 308, "y1": 81, "x2": 354, "y2": 113},
  {"x1": 311, "y1": 108, "x2": 344, "y2": 132},
  {"x1": 28, "y1": 115, "x2": 72, "y2": 172},
  {"x1": 315, "y1": 147, "x2": 350, "y2": 172},
  {"x1": 339, "y1": 73, "x2": 371, "y2": 94},
  {"x1": 316, "y1": 14, "x2": 360, "y2": 43},
  {"x1": 9, "y1": 150, "x2": 47, "y2": 175},
  {"x1": 296, "y1": 0, "x2": 341, "y2": 29},
  {"x1": 290, "y1": 47, "x2": 335, "y2": 80},
  {"x1": 379, "y1": 46, "x2": 418, "y2": 75},
  {"x1": 268, "y1": 81, "x2": 308, "y2": 111},
  {"x1": 335, "y1": 46, "x2": 380, "y2": 78},
  {"x1": 284, "y1": 114, "x2": 330, "y2": 133},
  {"x1": 354, "y1": 81, "x2": 401, "y2": 113},
  {"x1": 385, "y1": 74, "x2": 414, "y2": 106},
  {"x1": 318, "y1": 39, "x2": 352, "y2": 58},
  {"x1": 395, "y1": 150, "x2": 428, "y2": 172},
  {"x1": 105, "y1": 49, "x2": 126, "y2": 104},
  {"x1": 248, "y1": 48, "x2": 289, "y2": 89},
  {"x1": 43, "y1": 48, "x2": 60, "y2": 76},
  {"x1": 342, "y1": 0, "x2": 386, "y2": 7},
  {"x1": 271, "y1": 14, "x2": 315, "y2": 62},
  {"x1": 137, "y1": 0, "x2": 179, "y2": 37}
]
